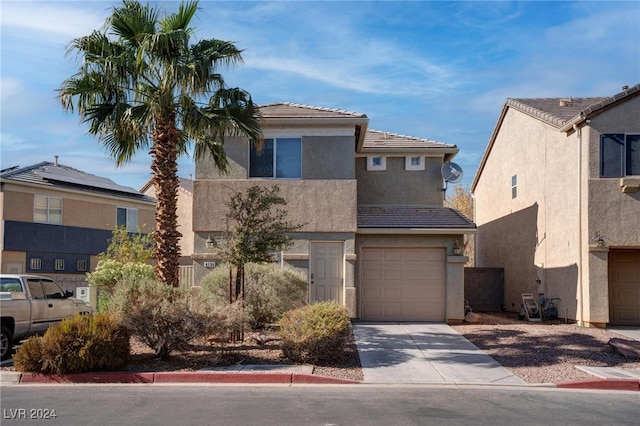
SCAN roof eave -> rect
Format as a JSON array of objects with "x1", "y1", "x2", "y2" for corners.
[{"x1": 357, "y1": 227, "x2": 477, "y2": 235}]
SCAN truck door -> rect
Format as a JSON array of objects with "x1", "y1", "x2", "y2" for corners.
[
  {"x1": 25, "y1": 278, "x2": 51, "y2": 334},
  {"x1": 40, "y1": 279, "x2": 78, "y2": 325}
]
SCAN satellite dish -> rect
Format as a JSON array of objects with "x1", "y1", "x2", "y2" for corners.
[{"x1": 439, "y1": 162, "x2": 464, "y2": 192}]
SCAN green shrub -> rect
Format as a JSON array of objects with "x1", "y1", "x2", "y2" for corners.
[
  {"x1": 200, "y1": 263, "x2": 308, "y2": 329},
  {"x1": 14, "y1": 313, "x2": 129, "y2": 374},
  {"x1": 87, "y1": 260, "x2": 155, "y2": 312},
  {"x1": 109, "y1": 277, "x2": 223, "y2": 359},
  {"x1": 12, "y1": 335, "x2": 44, "y2": 373},
  {"x1": 278, "y1": 302, "x2": 350, "y2": 364}
]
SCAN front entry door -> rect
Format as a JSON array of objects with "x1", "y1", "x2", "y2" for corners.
[{"x1": 310, "y1": 242, "x2": 343, "y2": 304}]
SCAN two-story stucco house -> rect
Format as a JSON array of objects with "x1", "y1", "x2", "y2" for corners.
[
  {"x1": 192, "y1": 103, "x2": 475, "y2": 323},
  {"x1": 472, "y1": 84, "x2": 640, "y2": 327},
  {"x1": 0, "y1": 159, "x2": 155, "y2": 292}
]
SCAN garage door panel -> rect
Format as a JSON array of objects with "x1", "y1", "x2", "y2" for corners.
[
  {"x1": 609, "y1": 249, "x2": 640, "y2": 326},
  {"x1": 384, "y1": 269, "x2": 403, "y2": 280},
  {"x1": 361, "y1": 248, "x2": 445, "y2": 321},
  {"x1": 383, "y1": 251, "x2": 403, "y2": 261}
]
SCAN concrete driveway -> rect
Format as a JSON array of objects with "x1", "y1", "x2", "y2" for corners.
[{"x1": 352, "y1": 322, "x2": 525, "y2": 385}]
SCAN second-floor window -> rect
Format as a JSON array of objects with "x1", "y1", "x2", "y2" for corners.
[
  {"x1": 117, "y1": 207, "x2": 138, "y2": 232},
  {"x1": 249, "y1": 138, "x2": 302, "y2": 178},
  {"x1": 34, "y1": 195, "x2": 62, "y2": 224},
  {"x1": 601, "y1": 133, "x2": 640, "y2": 177}
]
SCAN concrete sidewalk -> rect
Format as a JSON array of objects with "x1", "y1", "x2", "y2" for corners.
[{"x1": 352, "y1": 322, "x2": 525, "y2": 385}]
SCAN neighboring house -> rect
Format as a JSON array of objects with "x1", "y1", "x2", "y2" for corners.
[
  {"x1": 472, "y1": 84, "x2": 640, "y2": 327},
  {"x1": 0, "y1": 159, "x2": 155, "y2": 292},
  {"x1": 192, "y1": 102, "x2": 475, "y2": 323}
]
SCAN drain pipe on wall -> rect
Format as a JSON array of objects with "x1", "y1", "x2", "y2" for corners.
[{"x1": 573, "y1": 123, "x2": 585, "y2": 326}]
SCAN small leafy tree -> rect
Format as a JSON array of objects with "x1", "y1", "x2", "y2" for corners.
[
  {"x1": 87, "y1": 227, "x2": 154, "y2": 311},
  {"x1": 225, "y1": 185, "x2": 303, "y2": 302},
  {"x1": 98, "y1": 227, "x2": 153, "y2": 264},
  {"x1": 222, "y1": 185, "x2": 303, "y2": 339}
]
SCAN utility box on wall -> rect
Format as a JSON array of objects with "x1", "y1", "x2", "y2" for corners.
[{"x1": 76, "y1": 287, "x2": 98, "y2": 310}]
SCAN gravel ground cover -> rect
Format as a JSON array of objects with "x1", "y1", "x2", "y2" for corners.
[
  {"x1": 451, "y1": 312, "x2": 640, "y2": 384},
  {"x1": 3, "y1": 313, "x2": 639, "y2": 384}
]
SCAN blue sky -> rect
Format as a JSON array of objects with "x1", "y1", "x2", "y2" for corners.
[{"x1": 1, "y1": 1, "x2": 639, "y2": 191}]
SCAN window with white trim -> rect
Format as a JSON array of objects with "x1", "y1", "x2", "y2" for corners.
[
  {"x1": 600, "y1": 133, "x2": 640, "y2": 177},
  {"x1": 367, "y1": 156, "x2": 386, "y2": 171},
  {"x1": 77, "y1": 260, "x2": 88, "y2": 272},
  {"x1": 249, "y1": 138, "x2": 301, "y2": 178},
  {"x1": 30, "y1": 258, "x2": 42, "y2": 270},
  {"x1": 117, "y1": 207, "x2": 138, "y2": 232},
  {"x1": 54, "y1": 259, "x2": 65, "y2": 271},
  {"x1": 34, "y1": 195, "x2": 62, "y2": 224},
  {"x1": 511, "y1": 175, "x2": 517, "y2": 199},
  {"x1": 405, "y1": 156, "x2": 425, "y2": 171}
]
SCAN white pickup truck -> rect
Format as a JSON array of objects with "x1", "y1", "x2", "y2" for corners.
[{"x1": 1, "y1": 274, "x2": 92, "y2": 360}]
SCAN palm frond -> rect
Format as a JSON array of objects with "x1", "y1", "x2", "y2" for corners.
[
  {"x1": 161, "y1": 0, "x2": 198, "y2": 32},
  {"x1": 109, "y1": 0, "x2": 157, "y2": 45}
]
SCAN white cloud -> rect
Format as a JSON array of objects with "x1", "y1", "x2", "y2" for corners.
[{"x1": 0, "y1": 2, "x2": 108, "y2": 42}]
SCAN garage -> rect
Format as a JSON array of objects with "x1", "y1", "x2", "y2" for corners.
[
  {"x1": 360, "y1": 247, "x2": 445, "y2": 321},
  {"x1": 609, "y1": 249, "x2": 640, "y2": 326}
]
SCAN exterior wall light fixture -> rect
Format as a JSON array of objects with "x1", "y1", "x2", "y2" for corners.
[{"x1": 205, "y1": 234, "x2": 216, "y2": 249}]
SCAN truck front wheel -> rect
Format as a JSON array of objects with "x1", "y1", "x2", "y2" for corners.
[{"x1": 1, "y1": 326, "x2": 12, "y2": 361}]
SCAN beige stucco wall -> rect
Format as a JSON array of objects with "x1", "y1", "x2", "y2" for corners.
[
  {"x1": 1, "y1": 185, "x2": 154, "y2": 232},
  {"x1": 192, "y1": 179, "x2": 357, "y2": 233},
  {"x1": 475, "y1": 96, "x2": 640, "y2": 325},
  {"x1": 196, "y1": 134, "x2": 356, "y2": 181},
  {"x1": 474, "y1": 108, "x2": 582, "y2": 318},
  {"x1": 356, "y1": 156, "x2": 444, "y2": 206}
]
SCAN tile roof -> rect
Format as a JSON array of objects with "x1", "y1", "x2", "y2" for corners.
[
  {"x1": 507, "y1": 83, "x2": 640, "y2": 128},
  {"x1": 358, "y1": 206, "x2": 475, "y2": 229},
  {"x1": 1, "y1": 161, "x2": 153, "y2": 201},
  {"x1": 363, "y1": 129, "x2": 456, "y2": 150},
  {"x1": 258, "y1": 102, "x2": 368, "y2": 119}
]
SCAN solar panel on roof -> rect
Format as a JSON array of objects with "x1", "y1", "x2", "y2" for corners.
[{"x1": 35, "y1": 166, "x2": 141, "y2": 195}]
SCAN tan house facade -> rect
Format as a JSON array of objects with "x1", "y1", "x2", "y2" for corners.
[
  {"x1": 472, "y1": 84, "x2": 640, "y2": 327},
  {"x1": 192, "y1": 103, "x2": 475, "y2": 323},
  {"x1": 0, "y1": 160, "x2": 155, "y2": 291}
]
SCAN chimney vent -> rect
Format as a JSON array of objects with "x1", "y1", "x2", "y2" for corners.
[
  {"x1": 622, "y1": 85, "x2": 629, "y2": 90},
  {"x1": 559, "y1": 97, "x2": 573, "y2": 107},
  {"x1": 54, "y1": 155, "x2": 59, "y2": 166}
]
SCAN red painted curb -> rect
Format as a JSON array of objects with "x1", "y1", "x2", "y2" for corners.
[
  {"x1": 19, "y1": 372, "x2": 154, "y2": 384},
  {"x1": 292, "y1": 374, "x2": 359, "y2": 384},
  {"x1": 556, "y1": 379, "x2": 640, "y2": 392},
  {"x1": 153, "y1": 372, "x2": 293, "y2": 384}
]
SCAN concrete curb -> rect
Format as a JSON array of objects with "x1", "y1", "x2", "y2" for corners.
[
  {"x1": 7, "y1": 371, "x2": 360, "y2": 385},
  {"x1": 555, "y1": 378, "x2": 640, "y2": 392},
  {"x1": 3, "y1": 371, "x2": 637, "y2": 390}
]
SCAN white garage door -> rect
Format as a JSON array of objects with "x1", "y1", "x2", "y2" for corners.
[
  {"x1": 609, "y1": 249, "x2": 640, "y2": 326},
  {"x1": 361, "y1": 248, "x2": 445, "y2": 321}
]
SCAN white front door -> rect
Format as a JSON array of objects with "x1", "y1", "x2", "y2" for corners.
[{"x1": 310, "y1": 242, "x2": 343, "y2": 304}]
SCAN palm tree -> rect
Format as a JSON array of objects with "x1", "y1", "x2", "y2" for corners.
[{"x1": 59, "y1": 0, "x2": 261, "y2": 287}]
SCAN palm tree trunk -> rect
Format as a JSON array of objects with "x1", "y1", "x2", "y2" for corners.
[{"x1": 150, "y1": 109, "x2": 182, "y2": 288}]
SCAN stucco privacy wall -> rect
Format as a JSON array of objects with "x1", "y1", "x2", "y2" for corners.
[
  {"x1": 355, "y1": 234, "x2": 466, "y2": 323},
  {"x1": 474, "y1": 107, "x2": 582, "y2": 319}
]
